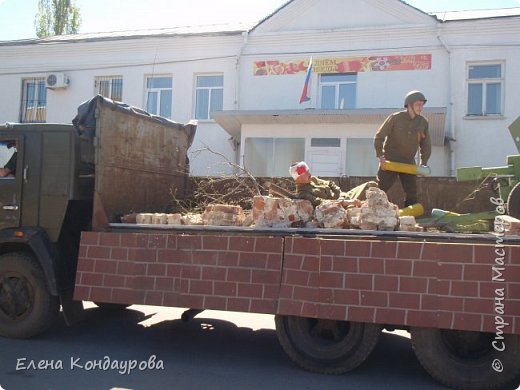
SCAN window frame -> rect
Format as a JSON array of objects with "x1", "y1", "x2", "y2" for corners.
[
  {"x1": 466, "y1": 62, "x2": 504, "y2": 117},
  {"x1": 194, "y1": 74, "x2": 224, "y2": 121},
  {"x1": 319, "y1": 73, "x2": 357, "y2": 110},
  {"x1": 20, "y1": 78, "x2": 47, "y2": 123},
  {"x1": 145, "y1": 75, "x2": 173, "y2": 118},
  {"x1": 94, "y1": 75, "x2": 123, "y2": 101}
]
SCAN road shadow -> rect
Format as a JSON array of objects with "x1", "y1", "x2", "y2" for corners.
[{"x1": 0, "y1": 306, "x2": 452, "y2": 390}]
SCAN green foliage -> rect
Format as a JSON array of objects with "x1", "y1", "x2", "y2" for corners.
[{"x1": 34, "y1": 0, "x2": 81, "y2": 38}]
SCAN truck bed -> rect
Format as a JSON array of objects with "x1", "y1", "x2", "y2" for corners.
[
  {"x1": 74, "y1": 225, "x2": 520, "y2": 335},
  {"x1": 108, "y1": 222, "x2": 520, "y2": 243}
]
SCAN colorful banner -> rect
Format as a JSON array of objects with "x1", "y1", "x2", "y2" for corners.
[{"x1": 253, "y1": 54, "x2": 431, "y2": 76}]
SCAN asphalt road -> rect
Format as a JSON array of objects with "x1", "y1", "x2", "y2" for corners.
[{"x1": 0, "y1": 303, "x2": 448, "y2": 390}]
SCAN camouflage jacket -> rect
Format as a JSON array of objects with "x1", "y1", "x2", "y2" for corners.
[{"x1": 296, "y1": 176, "x2": 345, "y2": 207}]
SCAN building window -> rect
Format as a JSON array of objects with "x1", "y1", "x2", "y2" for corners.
[
  {"x1": 467, "y1": 63, "x2": 503, "y2": 116},
  {"x1": 320, "y1": 73, "x2": 357, "y2": 109},
  {"x1": 95, "y1": 76, "x2": 123, "y2": 101},
  {"x1": 311, "y1": 138, "x2": 341, "y2": 147},
  {"x1": 195, "y1": 75, "x2": 223, "y2": 120},
  {"x1": 146, "y1": 76, "x2": 172, "y2": 118},
  {"x1": 244, "y1": 138, "x2": 304, "y2": 177},
  {"x1": 21, "y1": 78, "x2": 46, "y2": 123}
]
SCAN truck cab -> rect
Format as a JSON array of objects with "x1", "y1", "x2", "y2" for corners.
[
  {"x1": 0, "y1": 123, "x2": 93, "y2": 236},
  {"x1": 0, "y1": 122, "x2": 93, "y2": 338}
]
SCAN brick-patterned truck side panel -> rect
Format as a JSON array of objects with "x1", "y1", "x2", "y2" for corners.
[
  {"x1": 75, "y1": 231, "x2": 284, "y2": 314},
  {"x1": 74, "y1": 231, "x2": 520, "y2": 334},
  {"x1": 281, "y1": 237, "x2": 520, "y2": 334}
]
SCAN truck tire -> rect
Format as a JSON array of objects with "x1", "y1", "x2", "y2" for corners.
[
  {"x1": 411, "y1": 327, "x2": 520, "y2": 390},
  {"x1": 507, "y1": 182, "x2": 520, "y2": 219},
  {"x1": 0, "y1": 252, "x2": 59, "y2": 339},
  {"x1": 275, "y1": 315, "x2": 381, "y2": 374}
]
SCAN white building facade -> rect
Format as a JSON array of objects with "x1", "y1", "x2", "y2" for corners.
[{"x1": 0, "y1": 0, "x2": 519, "y2": 177}]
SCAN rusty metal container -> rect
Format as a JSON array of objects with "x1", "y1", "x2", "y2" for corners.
[{"x1": 73, "y1": 95, "x2": 196, "y2": 227}]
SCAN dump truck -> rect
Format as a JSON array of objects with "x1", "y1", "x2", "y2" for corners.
[{"x1": 0, "y1": 96, "x2": 519, "y2": 390}]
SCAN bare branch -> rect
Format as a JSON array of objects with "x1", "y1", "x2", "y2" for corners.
[{"x1": 170, "y1": 145, "x2": 271, "y2": 213}]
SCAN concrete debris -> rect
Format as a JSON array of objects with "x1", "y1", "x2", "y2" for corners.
[
  {"x1": 495, "y1": 215, "x2": 520, "y2": 235},
  {"x1": 243, "y1": 210, "x2": 254, "y2": 227},
  {"x1": 135, "y1": 208, "x2": 245, "y2": 226},
  {"x1": 167, "y1": 213, "x2": 182, "y2": 225},
  {"x1": 130, "y1": 187, "x2": 431, "y2": 233},
  {"x1": 182, "y1": 213, "x2": 204, "y2": 225},
  {"x1": 135, "y1": 212, "x2": 185, "y2": 225},
  {"x1": 399, "y1": 215, "x2": 423, "y2": 232},
  {"x1": 315, "y1": 200, "x2": 349, "y2": 228},
  {"x1": 348, "y1": 207, "x2": 362, "y2": 228},
  {"x1": 136, "y1": 213, "x2": 152, "y2": 224},
  {"x1": 152, "y1": 213, "x2": 168, "y2": 224},
  {"x1": 357, "y1": 187, "x2": 399, "y2": 231},
  {"x1": 202, "y1": 204, "x2": 245, "y2": 226},
  {"x1": 253, "y1": 190, "x2": 401, "y2": 231},
  {"x1": 252, "y1": 195, "x2": 313, "y2": 228}
]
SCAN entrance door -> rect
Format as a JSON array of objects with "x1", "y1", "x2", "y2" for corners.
[
  {"x1": 0, "y1": 137, "x2": 23, "y2": 230},
  {"x1": 307, "y1": 138, "x2": 343, "y2": 177},
  {"x1": 308, "y1": 150, "x2": 342, "y2": 176}
]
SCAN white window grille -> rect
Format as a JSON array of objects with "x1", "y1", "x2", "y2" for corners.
[
  {"x1": 95, "y1": 76, "x2": 123, "y2": 101},
  {"x1": 21, "y1": 78, "x2": 46, "y2": 123}
]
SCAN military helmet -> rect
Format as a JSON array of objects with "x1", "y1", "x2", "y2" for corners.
[{"x1": 404, "y1": 90, "x2": 427, "y2": 107}]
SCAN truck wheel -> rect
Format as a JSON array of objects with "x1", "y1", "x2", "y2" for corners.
[
  {"x1": 507, "y1": 182, "x2": 520, "y2": 219},
  {"x1": 0, "y1": 252, "x2": 59, "y2": 339},
  {"x1": 94, "y1": 302, "x2": 130, "y2": 310},
  {"x1": 275, "y1": 315, "x2": 381, "y2": 374},
  {"x1": 411, "y1": 327, "x2": 520, "y2": 390}
]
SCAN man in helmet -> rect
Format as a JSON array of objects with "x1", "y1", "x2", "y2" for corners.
[{"x1": 373, "y1": 90, "x2": 431, "y2": 207}]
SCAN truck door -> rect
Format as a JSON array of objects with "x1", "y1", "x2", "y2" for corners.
[{"x1": 0, "y1": 137, "x2": 23, "y2": 229}]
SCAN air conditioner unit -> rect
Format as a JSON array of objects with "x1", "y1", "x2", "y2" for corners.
[{"x1": 46, "y1": 73, "x2": 69, "y2": 89}]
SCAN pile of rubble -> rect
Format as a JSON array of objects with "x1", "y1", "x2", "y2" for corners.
[
  {"x1": 252, "y1": 187, "x2": 421, "y2": 231},
  {"x1": 131, "y1": 204, "x2": 247, "y2": 227},
  {"x1": 253, "y1": 196, "x2": 314, "y2": 228},
  {"x1": 123, "y1": 186, "x2": 520, "y2": 235},
  {"x1": 127, "y1": 187, "x2": 422, "y2": 232}
]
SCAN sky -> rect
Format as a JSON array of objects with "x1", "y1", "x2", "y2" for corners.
[{"x1": 0, "y1": 0, "x2": 519, "y2": 41}]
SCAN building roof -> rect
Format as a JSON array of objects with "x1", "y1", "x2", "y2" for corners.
[
  {"x1": 2, "y1": 2, "x2": 519, "y2": 46},
  {"x1": 0, "y1": 22, "x2": 254, "y2": 46},
  {"x1": 432, "y1": 7, "x2": 520, "y2": 21}
]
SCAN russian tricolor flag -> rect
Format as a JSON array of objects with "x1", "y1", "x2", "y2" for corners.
[{"x1": 299, "y1": 57, "x2": 313, "y2": 104}]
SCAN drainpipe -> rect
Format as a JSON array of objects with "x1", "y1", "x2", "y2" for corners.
[
  {"x1": 235, "y1": 31, "x2": 248, "y2": 111},
  {"x1": 234, "y1": 31, "x2": 248, "y2": 166},
  {"x1": 436, "y1": 24, "x2": 456, "y2": 177}
]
